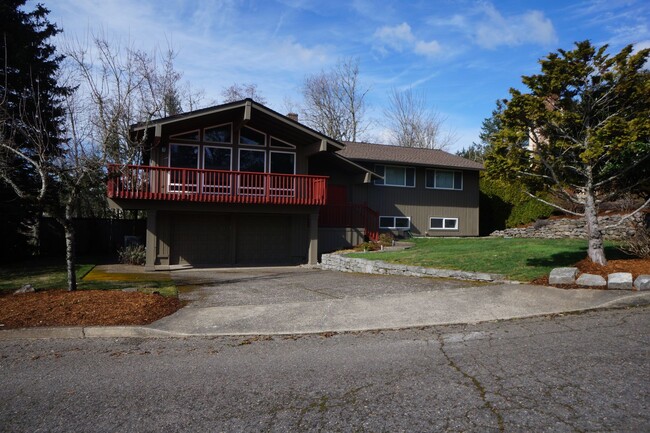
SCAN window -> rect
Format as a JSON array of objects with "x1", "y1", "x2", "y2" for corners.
[
  {"x1": 270, "y1": 137, "x2": 296, "y2": 149},
  {"x1": 379, "y1": 216, "x2": 411, "y2": 229},
  {"x1": 270, "y1": 151, "x2": 295, "y2": 174},
  {"x1": 203, "y1": 147, "x2": 232, "y2": 194},
  {"x1": 170, "y1": 144, "x2": 199, "y2": 169},
  {"x1": 374, "y1": 165, "x2": 415, "y2": 187},
  {"x1": 239, "y1": 126, "x2": 266, "y2": 146},
  {"x1": 204, "y1": 147, "x2": 231, "y2": 171},
  {"x1": 204, "y1": 124, "x2": 232, "y2": 143},
  {"x1": 169, "y1": 130, "x2": 200, "y2": 141},
  {"x1": 169, "y1": 144, "x2": 199, "y2": 192},
  {"x1": 239, "y1": 149, "x2": 266, "y2": 172},
  {"x1": 429, "y1": 217, "x2": 458, "y2": 230},
  {"x1": 426, "y1": 169, "x2": 463, "y2": 190}
]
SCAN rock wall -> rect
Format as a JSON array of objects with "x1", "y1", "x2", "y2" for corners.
[
  {"x1": 490, "y1": 213, "x2": 644, "y2": 240},
  {"x1": 320, "y1": 253, "x2": 500, "y2": 282}
]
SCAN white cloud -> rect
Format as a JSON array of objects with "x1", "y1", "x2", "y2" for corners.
[
  {"x1": 474, "y1": 4, "x2": 557, "y2": 49},
  {"x1": 374, "y1": 22, "x2": 416, "y2": 51},
  {"x1": 428, "y1": 2, "x2": 558, "y2": 50},
  {"x1": 374, "y1": 22, "x2": 442, "y2": 58},
  {"x1": 414, "y1": 40, "x2": 442, "y2": 57}
]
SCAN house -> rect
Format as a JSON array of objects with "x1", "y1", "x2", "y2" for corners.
[{"x1": 107, "y1": 99, "x2": 483, "y2": 270}]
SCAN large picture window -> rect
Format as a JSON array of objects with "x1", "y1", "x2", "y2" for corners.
[
  {"x1": 270, "y1": 151, "x2": 295, "y2": 174},
  {"x1": 169, "y1": 144, "x2": 199, "y2": 192},
  {"x1": 202, "y1": 146, "x2": 232, "y2": 194},
  {"x1": 374, "y1": 165, "x2": 415, "y2": 187},
  {"x1": 379, "y1": 216, "x2": 411, "y2": 229},
  {"x1": 429, "y1": 217, "x2": 458, "y2": 230},
  {"x1": 426, "y1": 169, "x2": 463, "y2": 190},
  {"x1": 238, "y1": 149, "x2": 266, "y2": 172},
  {"x1": 203, "y1": 147, "x2": 231, "y2": 171}
]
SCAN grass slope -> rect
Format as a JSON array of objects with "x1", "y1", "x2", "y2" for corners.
[{"x1": 347, "y1": 238, "x2": 626, "y2": 281}]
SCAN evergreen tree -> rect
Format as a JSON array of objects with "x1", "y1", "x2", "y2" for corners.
[{"x1": 0, "y1": 0, "x2": 69, "y2": 259}]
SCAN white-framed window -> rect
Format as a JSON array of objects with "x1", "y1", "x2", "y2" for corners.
[
  {"x1": 204, "y1": 123, "x2": 232, "y2": 143},
  {"x1": 269, "y1": 151, "x2": 296, "y2": 174},
  {"x1": 270, "y1": 136, "x2": 296, "y2": 149},
  {"x1": 239, "y1": 126, "x2": 266, "y2": 146},
  {"x1": 426, "y1": 169, "x2": 463, "y2": 190},
  {"x1": 269, "y1": 151, "x2": 296, "y2": 197},
  {"x1": 238, "y1": 148, "x2": 266, "y2": 196},
  {"x1": 429, "y1": 217, "x2": 458, "y2": 230},
  {"x1": 203, "y1": 146, "x2": 232, "y2": 171},
  {"x1": 169, "y1": 129, "x2": 200, "y2": 142},
  {"x1": 374, "y1": 165, "x2": 416, "y2": 187},
  {"x1": 202, "y1": 146, "x2": 232, "y2": 194},
  {"x1": 238, "y1": 148, "x2": 266, "y2": 172},
  {"x1": 379, "y1": 216, "x2": 411, "y2": 229},
  {"x1": 169, "y1": 143, "x2": 199, "y2": 192}
]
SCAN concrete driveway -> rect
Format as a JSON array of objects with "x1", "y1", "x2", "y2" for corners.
[{"x1": 171, "y1": 266, "x2": 487, "y2": 308}]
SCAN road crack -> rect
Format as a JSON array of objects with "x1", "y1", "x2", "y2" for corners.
[{"x1": 436, "y1": 333, "x2": 505, "y2": 432}]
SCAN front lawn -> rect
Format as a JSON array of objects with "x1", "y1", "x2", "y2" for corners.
[
  {"x1": 0, "y1": 259, "x2": 176, "y2": 296},
  {"x1": 346, "y1": 237, "x2": 627, "y2": 281}
]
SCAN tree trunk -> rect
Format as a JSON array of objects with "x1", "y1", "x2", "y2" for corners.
[
  {"x1": 584, "y1": 181, "x2": 607, "y2": 266},
  {"x1": 63, "y1": 203, "x2": 77, "y2": 291}
]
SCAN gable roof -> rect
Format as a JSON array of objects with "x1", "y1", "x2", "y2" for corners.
[
  {"x1": 131, "y1": 98, "x2": 345, "y2": 150},
  {"x1": 338, "y1": 141, "x2": 484, "y2": 171}
]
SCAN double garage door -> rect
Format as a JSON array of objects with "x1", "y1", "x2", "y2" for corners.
[{"x1": 169, "y1": 213, "x2": 305, "y2": 266}]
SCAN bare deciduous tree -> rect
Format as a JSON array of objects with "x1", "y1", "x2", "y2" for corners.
[
  {"x1": 384, "y1": 88, "x2": 456, "y2": 150},
  {"x1": 65, "y1": 35, "x2": 203, "y2": 165},
  {"x1": 301, "y1": 57, "x2": 369, "y2": 142},
  {"x1": 221, "y1": 83, "x2": 267, "y2": 104}
]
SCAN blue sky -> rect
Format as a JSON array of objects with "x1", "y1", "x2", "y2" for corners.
[{"x1": 39, "y1": 0, "x2": 650, "y2": 152}]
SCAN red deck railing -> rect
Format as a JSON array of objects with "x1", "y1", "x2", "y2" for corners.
[
  {"x1": 319, "y1": 204, "x2": 379, "y2": 241},
  {"x1": 107, "y1": 164, "x2": 328, "y2": 206}
]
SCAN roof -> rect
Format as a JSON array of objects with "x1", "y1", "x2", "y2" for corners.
[
  {"x1": 338, "y1": 141, "x2": 484, "y2": 171},
  {"x1": 130, "y1": 98, "x2": 345, "y2": 150}
]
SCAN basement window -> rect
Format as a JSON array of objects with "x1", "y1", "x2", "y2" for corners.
[
  {"x1": 429, "y1": 217, "x2": 458, "y2": 230},
  {"x1": 379, "y1": 216, "x2": 411, "y2": 229}
]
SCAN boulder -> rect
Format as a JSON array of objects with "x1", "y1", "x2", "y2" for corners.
[
  {"x1": 14, "y1": 284, "x2": 35, "y2": 294},
  {"x1": 634, "y1": 275, "x2": 650, "y2": 291},
  {"x1": 576, "y1": 273, "x2": 607, "y2": 287},
  {"x1": 549, "y1": 267, "x2": 578, "y2": 285},
  {"x1": 608, "y1": 272, "x2": 633, "y2": 290}
]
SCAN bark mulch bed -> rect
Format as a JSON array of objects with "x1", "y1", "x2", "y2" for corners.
[
  {"x1": 531, "y1": 258, "x2": 650, "y2": 287},
  {"x1": 0, "y1": 290, "x2": 181, "y2": 330}
]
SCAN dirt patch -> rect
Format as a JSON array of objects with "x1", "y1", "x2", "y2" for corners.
[
  {"x1": 532, "y1": 258, "x2": 650, "y2": 286},
  {"x1": 0, "y1": 290, "x2": 181, "y2": 330}
]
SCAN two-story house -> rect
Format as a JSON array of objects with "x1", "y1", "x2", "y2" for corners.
[{"x1": 107, "y1": 99, "x2": 483, "y2": 270}]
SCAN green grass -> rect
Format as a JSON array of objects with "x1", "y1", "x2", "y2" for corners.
[
  {"x1": 0, "y1": 259, "x2": 177, "y2": 296},
  {"x1": 346, "y1": 237, "x2": 627, "y2": 282}
]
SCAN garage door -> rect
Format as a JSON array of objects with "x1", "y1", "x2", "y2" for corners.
[
  {"x1": 236, "y1": 215, "x2": 291, "y2": 264},
  {"x1": 170, "y1": 214, "x2": 231, "y2": 265},
  {"x1": 169, "y1": 213, "x2": 297, "y2": 266}
]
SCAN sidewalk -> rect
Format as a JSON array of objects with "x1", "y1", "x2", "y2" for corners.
[{"x1": 2, "y1": 282, "x2": 648, "y2": 339}]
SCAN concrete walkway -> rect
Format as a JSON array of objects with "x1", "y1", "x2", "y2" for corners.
[{"x1": 2, "y1": 267, "x2": 649, "y2": 339}]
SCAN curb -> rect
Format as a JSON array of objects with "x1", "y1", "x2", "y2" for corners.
[{"x1": 1, "y1": 292, "x2": 648, "y2": 340}]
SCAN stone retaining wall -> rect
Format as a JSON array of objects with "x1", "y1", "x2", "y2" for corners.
[
  {"x1": 490, "y1": 213, "x2": 644, "y2": 240},
  {"x1": 320, "y1": 253, "x2": 500, "y2": 282}
]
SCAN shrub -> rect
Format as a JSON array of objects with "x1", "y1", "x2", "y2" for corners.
[
  {"x1": 118, "y1": 244, "x2": 146, "y2": 265},
  {"x1": 353, "y1": 241, "x2": 381, "y2": 252},
  {"x1": 479, "y1": 175, "x2": 554, "y2": 234},
  {"x1": 618, "y1": 225, "x2": 650, "y2": 259},
  {"x1": 378, "y1": 232, "x2": 396, "y2": 246}
]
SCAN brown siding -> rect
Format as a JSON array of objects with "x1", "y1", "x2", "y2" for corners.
[{"x1": 349, "y1": 167, "x2": 479, "y2": 236}]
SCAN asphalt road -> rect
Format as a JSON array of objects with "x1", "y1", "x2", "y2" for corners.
[{"x1": 1, "y1": 306, "x2": 648, "y2": 432}]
